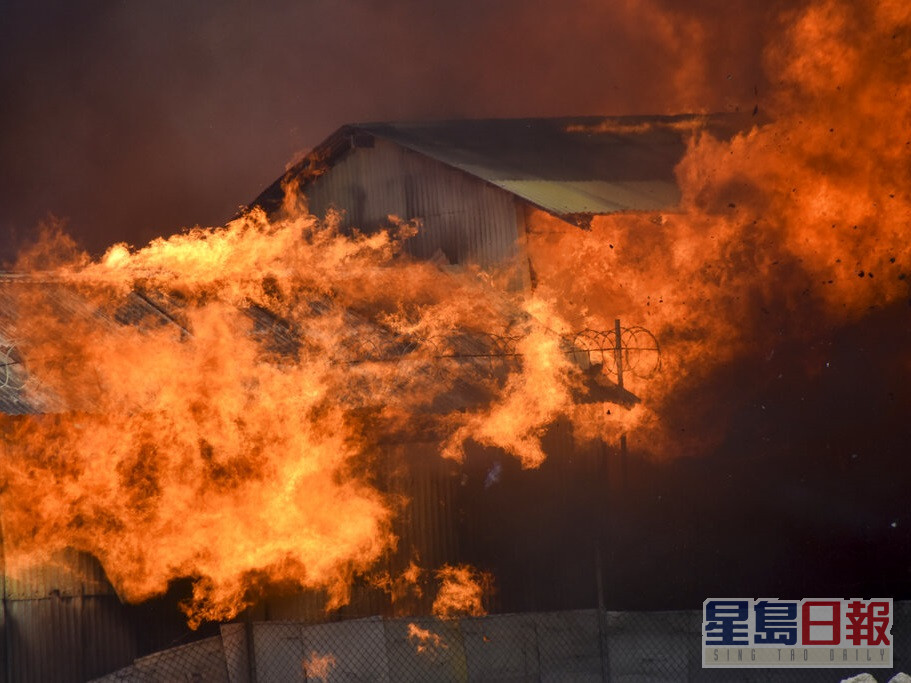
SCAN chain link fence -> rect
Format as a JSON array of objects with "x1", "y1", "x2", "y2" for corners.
[{"x1": 92, "y1": 604, "x2": 911, "y2": 682}]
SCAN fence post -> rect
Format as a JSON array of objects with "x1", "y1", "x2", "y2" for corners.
[
  {"x1": 245, "y1": 612, "x2": 257, "y2": 683},
  {"x1": 598, "y1": 607, "x2": 609, "y2": 681}
]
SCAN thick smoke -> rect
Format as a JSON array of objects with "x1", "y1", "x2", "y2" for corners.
[{"x1": 0, "y1": 0, "x2": 774, "y2": 261}]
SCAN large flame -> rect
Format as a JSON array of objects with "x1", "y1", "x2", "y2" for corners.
[
  {"x1": 0, "y1": 204, "x2": 574, "y2": 626},
  {"x1": 0, "y1": 0, "x2": 906, "y2": 628},
  {"x1": 532, "y1": 0, "x2": 910, "y2": 455}
]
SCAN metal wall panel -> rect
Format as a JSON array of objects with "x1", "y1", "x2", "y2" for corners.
[
  {"x1": 78, "y1": 596, "x2": 137, "y2": 681},
  {"x1": 220, "y1": 622, "x2": 251, "y2": 683},
  {"x1": 4, "y1": 595, "x2": 135, "y2": 683},
  {"x1": 454, "y1": 420, "x2": 619, "y2": 615},
  {"x1": 253, "y1": 617, "x2": 390, "y2": 683},
  {"x1": 383, "y1": 616, "x2": 467, "y2": 682},
  {"x1": 4, "y1": 548, "x2": 117, "y2": 600},
  {"x1": 1, "y1": 543, "x2": 133, "y2": 682},
  {"x1": 4, "y1": 597, "x2": 80, "y2": 683},
  {"x1": 305, "y1": 138, "x2": 528, "y2": 277},
  {"x1": 262, "y1": 590, "x2": 334, "y2": 624},
  {"x1": 262, "y1": 442, "x2": 462, "y2": 622},
  {"x1": 387, "y1": 442, "x2": 460, "y2": 568}
]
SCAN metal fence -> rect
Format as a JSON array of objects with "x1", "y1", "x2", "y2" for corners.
[{"x1": 92, "y1": 605, "x2": 911, "y2": 682}]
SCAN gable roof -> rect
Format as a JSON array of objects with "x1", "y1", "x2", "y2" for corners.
[{"x1": 253, "y1": 114, "x2": 750, "y2": 220}]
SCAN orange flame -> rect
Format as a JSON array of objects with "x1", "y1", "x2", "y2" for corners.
[
  {"x1": 369, "y1": 561, "x2": 424, "y2": 603},
  {"x1": 1, "y1": 0, "x2": 906, "y2": 628},
  {"x1": 528, "y1": 0, "x2": 911, "y2": 455},
  {"x1": 0, "y1": 204, "x2": 573, "y2": 626},
  {"x1": 431, "y1": 565, "x2": 489, "y2": 619},
  {"x1": 302, "y1": 651, "x2": 336, "y2": 681},
  {"x1": 407, "y1": 622, "x2": 449, "y2": 656}
]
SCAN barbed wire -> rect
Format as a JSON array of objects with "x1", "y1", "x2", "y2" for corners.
[
  {"x1": 336, "y1": 325, "x2": 661, "y2": 381},
  {"x1": 0, "y1": 341, "x2": 26, "y2": 390},
  {"x1": 0, "y1": 323, "x2": 660, "y2": 393},
  {"x1": 563, "y1": 326, "x2": 661, "y2": 380}
]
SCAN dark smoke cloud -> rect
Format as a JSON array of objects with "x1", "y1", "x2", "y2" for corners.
[{"x1": 0, "y1": 0, "x2": 777, "y2": 261}]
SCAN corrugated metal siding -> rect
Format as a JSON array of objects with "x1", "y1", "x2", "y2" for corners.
[
  {"x1": 388, "y1": 442, "x2": 460, "y2": 572},
  {"x1": 1, "y1": 548, "x2": 134, "y2": 682},
  {"x1": 4, "y1": 549, "x2": 116, "y2": 600},
  {"x1": 305, "y1": 139, "x2": 526, "y2": 273},
  {"x1": 261, "y1": 590, "x2": 334, "y2": 624},
  {"x1": 385, "y1": 442, "x2": 460, "y2": 616},
  {"x1": 4, "y1": 595, "x2": 135, "y2": 683},
  {"x1": 456, "y1": 420, "x2": 620, "y2": 614},
  {"x1": 262, "y1": 441, "x2": 461, "y2": 622},
  {"x1": 262, "y1": 427, "x2": 614, "y2": 621},
  {"x1": 76, "y1": 596, "x2": 137, "y2": 680},
  {"x1": 0, "y1": 541, "x2": 133, "y2": 681}
]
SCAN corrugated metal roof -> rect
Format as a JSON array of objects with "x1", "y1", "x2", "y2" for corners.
[
  {"x1": 256, "y1": 114, "x2": 750, "y2": 219},
  {"x1": 495, "y1": 179, "x2": 676, "y2": 214}
]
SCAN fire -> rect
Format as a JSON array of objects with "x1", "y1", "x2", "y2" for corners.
[
  {"x1": 432, "y1": 565, "x2": 489, "y2": 619},
  {"x1": 530, "y1": 0, "x2": 910, "y2": 455},
  {"x1": 442, "y1": 298, "x2": 576, "y2": 468},
  {"x1": 407, "y1": 623, "x2": 448, "y2": 656},
  {"x1": 370, "y1": 561, "x2": 424, "y2": 604},
  {"x1": 0, "y1": 205, "x2": 574, "y2": 625},
  {"x1": 0, "y1": 0, "x2": 905, "y2": 630},
  {"x1": 302, "y1": 651, "x2": 336, "y2": 681}
]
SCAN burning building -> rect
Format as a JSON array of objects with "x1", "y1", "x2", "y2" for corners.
[
  {"x1": 2, "y1": 0, "x2": 910, "y2": 677},
  {"x1": 0, "y1": 114, "x2": 741, "y2": 680},
  {"x1": 1, "y1": 92, "x2": 909, "y2": 677},
  {"x1": 252, "y1": 115, "x2": 745, "y2": 280}
]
